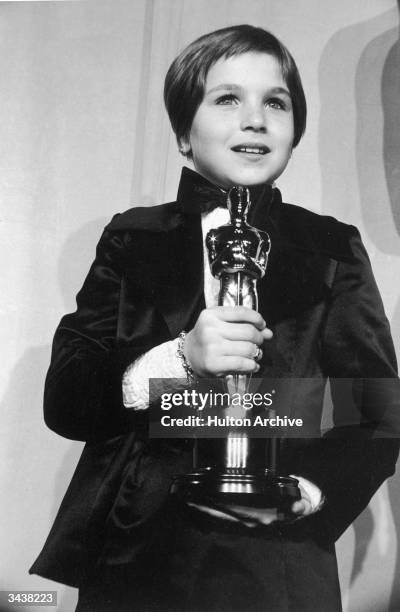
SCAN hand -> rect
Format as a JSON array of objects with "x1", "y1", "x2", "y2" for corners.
[
  {"x1": 291, "y1": 480, "x2": 320, "y2": 518},
  {"x1": 184, "y1": 306, "x2": 273, "y2": 377},
  {"x1": 188, "y1": 481, "x2": 321, "y2": 527}
]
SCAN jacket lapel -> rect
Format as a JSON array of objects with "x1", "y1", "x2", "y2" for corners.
[
  {"x1": 122, "y1": 209, "x2": 205, "y2": 340},
  {"x1": 153, "y1": 212, "x2": 205, "y2": 338}
]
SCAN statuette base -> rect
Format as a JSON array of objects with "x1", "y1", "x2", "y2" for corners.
[{"x1": 171, "y1": 469, "x2": 300, "y2": 511}]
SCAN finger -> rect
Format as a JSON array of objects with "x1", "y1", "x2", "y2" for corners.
[
  {"x1": 221, "y1": 341, "x2": 259, "y2": 359},
  {"x1": 291, "y1": 499, "x2": 312, "y2": 516},
  {"x1": 220, "y1": 322, "x2": 266, "y2": 344},
  {"x1": 187, "y1": 503, "x2": 240, "y2": 523},
  {"x1": 219, "y1": 356, "x2": 261, "y2": 374},
  {"x1": 188, "y1": 502, "x2": 277, "y2": 527},
  {"x1": 261, "y1": 327, "x2": 273, "y2": 340},
  {"x1": 224, "y1": 505, "x2": 278, "y2": 525},
  {"x1": 215, "y1": 307, "x2": 267, "y2": 329},
  {"x1": 188, "y1": 504, "x2": 262, "y2": 528}
]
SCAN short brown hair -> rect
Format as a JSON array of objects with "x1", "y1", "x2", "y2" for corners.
[{"x1": 164, "y1": 25, "x2": 307, "y2": 150}]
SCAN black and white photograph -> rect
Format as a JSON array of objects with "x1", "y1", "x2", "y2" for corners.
[{"x1": 1, "y1": 1, "x2": 399, "y2": 611}]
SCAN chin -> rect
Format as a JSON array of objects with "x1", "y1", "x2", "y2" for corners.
[
  {"x1": 242, "y1": 177, "x2": 273, "y2": 187},
  {"x1": 229, "y1": 171, "x2": 274, "y2": 187}
]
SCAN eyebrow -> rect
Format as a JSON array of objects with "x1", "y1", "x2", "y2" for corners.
[{"x1": 206, "y1": 84, "x2": 291, "y2": 97}]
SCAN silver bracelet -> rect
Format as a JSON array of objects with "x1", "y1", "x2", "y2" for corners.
[{"x1": 177, "y1": 331, "x2": 196, "y2": 383}]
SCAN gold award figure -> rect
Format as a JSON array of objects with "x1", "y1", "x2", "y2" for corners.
[
  {"x1": 206, "y1": 185, "x2": 270, "y2": 312},
  {"x1": 171, "y1": 186, "x2": 300, "y2": 512}
]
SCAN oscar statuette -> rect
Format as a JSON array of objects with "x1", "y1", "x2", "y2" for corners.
[{"x1": 171, "y1": 186, "x2": 300, "y2": 512}]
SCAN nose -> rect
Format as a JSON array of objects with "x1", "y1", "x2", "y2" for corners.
[{"x1": 240, "y1": 103, "x2": 267, "y2": 132}]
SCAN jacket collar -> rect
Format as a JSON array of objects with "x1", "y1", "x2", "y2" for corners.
[
  {"x1": 108, "y1": 166, "x2": 278, "y2": 235},
  {"x1": 109, "y1": 166, "x2": 354, "y2": 263}
]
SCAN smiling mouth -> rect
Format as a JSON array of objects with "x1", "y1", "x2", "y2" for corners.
[{"x1": 231, "y1": 145, "x2": 269, "y2": 155}]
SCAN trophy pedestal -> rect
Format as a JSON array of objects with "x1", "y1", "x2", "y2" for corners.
[
  {"x1": 171, "y1": 468, "x2": 300, "y2": 511},
  {"x1": 170, "y1": 429, "x2": 301, "y2": 514}
]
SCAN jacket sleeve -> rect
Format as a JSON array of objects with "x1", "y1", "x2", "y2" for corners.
[
  {"x1": 297, "y1": 225, "x2": 400, "y2": 540},
  {"x1": 44, "y1": 224, "x2": 154, "y2": 442}
]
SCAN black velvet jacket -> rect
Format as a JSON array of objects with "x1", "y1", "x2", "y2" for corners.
[{"x1": 30, "y1": 167, "x2": 399, "y2": 591}]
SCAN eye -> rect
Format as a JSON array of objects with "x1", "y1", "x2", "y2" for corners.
[
  {"x1": 266, "y1": 97, "x2": 289, "y2": 110},
  {"x1": 215, "y1": 93, "x2": 238, "y2": 105}
]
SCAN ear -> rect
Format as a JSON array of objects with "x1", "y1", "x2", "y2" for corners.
[{"x1": 178, "y1": 136, "x2": 191, "y2": 156}]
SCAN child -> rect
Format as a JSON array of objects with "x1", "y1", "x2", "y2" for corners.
[{"x1": 30, "y1": 25, "x2": 399, "y2": 612}]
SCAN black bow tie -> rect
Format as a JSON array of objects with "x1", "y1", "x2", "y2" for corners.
[
  {"x1": 190, "y1": 183, "x2": 228, "y2": 213},
  {"x1": 177, "y1": 167, "x2": 274, "y2": 221}
]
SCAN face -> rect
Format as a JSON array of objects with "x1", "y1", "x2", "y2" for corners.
[{"x1": 182, "y1": 52, "x2": 294, "y2": 189}]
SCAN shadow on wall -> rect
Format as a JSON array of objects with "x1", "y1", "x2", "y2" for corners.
[
  {"x1": 381, "y1": 6, "x2": 400, "y2": 240},
  {"x1": 319, "y1": 6, "x2": 400, "y2": 253},
  {"x1": 319, "y1": 5, "x2": 400, "y2": 612},
  {"x1": 382, "y1": 7, "x2": 400, "y2": 612},
  {"x1": 355, "y1": 24, "x2": 400, "y2": 255}
]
